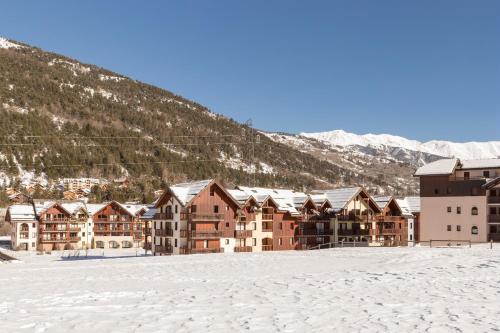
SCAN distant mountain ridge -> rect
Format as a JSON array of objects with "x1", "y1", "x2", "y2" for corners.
[{"x1": 301, "y1": 130, "x2": 500, "y2": 160}]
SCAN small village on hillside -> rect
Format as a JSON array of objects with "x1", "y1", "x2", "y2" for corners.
[{"x1": 3, "y1": 157, "x2": 499, "y2": 255}]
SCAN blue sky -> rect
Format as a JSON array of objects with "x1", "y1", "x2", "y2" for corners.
[{"x1": 1, "y1": 0, "x2": 499, "y2": 142}]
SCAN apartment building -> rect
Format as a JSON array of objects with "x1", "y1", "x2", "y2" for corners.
[
  {"x1": 152, "y1": 179, "x2": 241, "y2": 255},
  {"x1": 5, "y1": 204, "x2": 38, "y2": 251},
  {"x1": 414, "y1": 158, "x2": 500, "y2": 244},
  {"x1": 312, "y1": 187, "x2": 382, "y2": 244},
  {"x1": 373, "y1": 196, "x2": 407, "y2": 246},
  {"x1": 61, "y1": 178, "x2": 101, "y2": 191}
]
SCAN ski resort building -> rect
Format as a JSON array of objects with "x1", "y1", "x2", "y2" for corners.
[
  {"x1": 5, "y1": 204, "x2": 38, "y2": 251},
  {"x1": 415, "y1": 158, "x2": 500, "y2": 244},
  {"x1": 397, "y1": 196, "x2": 420, "y2": 245},
  {"x1": 373, "y1": 196, "x2": 408, "y2": 246}
]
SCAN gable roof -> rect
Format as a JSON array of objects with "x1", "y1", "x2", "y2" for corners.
[
  {"x1": 6, "y1": 204, "x2": 36, "y2": 221},
  {"x1": 483, "y1": 176, "x2": 500, "y2": 189},
  {"x1": 313, "y1": 187, "x2": 381, "y2": 213},
  {"x1": 236, "y1": 186, "x2": 311, "y2": 215},
  {"x1": 461, "y1": 158, "x2": 500, "y2": 170},
  {"x1": 373, "y1": 195, "x2": 403, "y2": 215},
  {"x1": 414, "y1": 158, "x2": 459, "y2": 176}
]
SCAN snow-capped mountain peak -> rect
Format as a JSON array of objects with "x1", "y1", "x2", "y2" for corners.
[{"x1": 300, "y1": 130, "x2": 500, "y2": 160}]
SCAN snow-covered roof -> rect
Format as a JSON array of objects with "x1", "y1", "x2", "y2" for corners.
[
  {"x1": 395, "y1": 199, "x2": 413, "y2": 217},
  {"x1": 414, "y1": 158, "x2": 459, "y2": 176},
  {"x1": 318, "y1": 187, "x2": 361, "y2": 211},
  {"x1": 404, "y1": 196, "x2": 420, "y2": 214},
  {"x1": 236, "y1": 186, "x2": 309, "y2": 215},
  {"x1": 119, "y1": 203, "x2": 147, "y2": 216},
  {"x1": 140, "y1": 205, "x2": 156, "y2": 220},
  {"x1": 7, "y1": 204, "x2": 36, "y2": 221},
  {"x1": 373, "y1": 196, "x2": 392, "y2": 210},
  {"x1": 85, "y1": 203, "x2": 106, "y2": 216},
  {"x1": 227, "y1": 189, "x2": 253, "y2": 205},
  {"x1": 460, "y1": 158, "x2": 500, "y2": 170},
  {"x1": 60, "y1": 202, "x2": 87, "y2": 215},
  {"x1": 170, "y1": 179, "x2": 213, "y2": 206}
]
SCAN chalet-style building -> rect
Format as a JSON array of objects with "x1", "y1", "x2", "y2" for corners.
[
  {"x1": 6, "y1": 204, "x2": 38, "y2": 251},
  {"x1": 397, "y1": 196, "x2": 420, "y2": 245},
  {"x1": 312, "y1": 187, "x2": 382, "y2": 244},
  {"x1": 152, "y1": 180, "x2": 240, "y2": 255},
  {"x1": 89, "y1": 201, "x2": 147, "y2": 249},
  {"x1": 415, "y1": 158, "x2": 500, "y2": 244},
  {"x1": 373, "y1": 196, "x2": 407, "y2": 246}
]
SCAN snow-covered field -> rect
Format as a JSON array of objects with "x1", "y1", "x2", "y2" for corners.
[{"x1": 0, "y1": 246, "x2": 499, "y2": 332}]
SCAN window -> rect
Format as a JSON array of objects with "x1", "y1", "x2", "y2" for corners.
[
  {"x1": 175, "y1": 205, "x2": 178, "y2": 213},
  {"x1": 434, "y1": 188, "x2": 439, "y2": 195},
  {"x1": 225, "y1": 239, "x2": 229, "y2": 245},
  {"x1": 279, "y1": 222, "x2": 283, "y2": 230},
  {"x1": 456, "y1": 206, "x2": 461, "y2": 214},
  {"x1": 290, "y1": 223, "x2": 294, "y2": 230},
  {"x1": 471, "y1": 226, "x2": 478, "y2": 235},
  {"x1": 410, "y1": 223, "x2": 413, "y2": 229},
  {"x1": 226, "y1": 205, "x2": 229, "y2": 211},
  {"x1": 252, "y1": 222, "x2": 257, "y2": 230},
  {"x1": 289, "y1": 238, "x2": 293, "y2": 245},
  {"x1": 410, "y1": 235, "x2": 413, "y2": 241},
  {"x1": 122, "y1": 241, "x2": 132, "y2": 248},
  {"x1": 456, "y1": 225, "x2": 461, "y2": 232},
  {"x1": 203, "y1": 240, "x2": 208, "y2": 248},
  {"x1": 96, "y1": 241, "x2": 104, "y2": 248},
  {"x1": 464, "y1": 172, "x2": 470, "y2": 180},
  {"x1": 279, "y1": 238, "x2": 283, "y2": 245},
  {"x1": 213, "y1": 205, "x2": 219, "y2": 213},
  {"x1": 32, "y1": 223, "x2": 35, "y2": 228},
  {"x1": 491, "y1": 207, "x2": 497, "y2": 215},
  {"x1": 447, "y1": 225, "x2": 452, "y2": 231},
  {"x1": 447, "y1": 187, "x2": 452, "y2": 194},
  {"x1": 484, "y1": 170, "x2": 490, "y2": 178},
  {"x1": 175, "y1": 222, "x2": 178, "y2": 231},
  {"x1": 447, "y1": 207, "x2": 452, "y2": 213},
  {"x1": 82, "y1": 232, "x2": 85, "y2": 237},
  {"x1": 252, "y1": 238, "x2": 257, "y2": 246},
  {"x1": 32, "y1": 242, "x2": 35, "y2": 247},
  {"x1": 226, "y1": 222, "x2": 229, "y2": 228},
  {"x1": 191, "y1": 205, "x2": 197, "y2": 213},
  {"x1": 471, "y1": 207, "x2": 478, "y2": 215},
  {"x1": 175, "y1": 239, "x2": 178, "y2": 247},
  {"x1": 490, "y1": 225, "x2": 497, "y2": 233},
  {"x1": 210, "y1": 188, "x2": 215, "y2": 196}
]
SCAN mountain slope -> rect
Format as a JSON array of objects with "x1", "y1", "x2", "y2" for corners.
[
  {"x1": 301, "y1": 130, "x2": 500, "y2": 160},
  {"x1": 0, "y1": 36, "x2": 416, "y2": 200}
]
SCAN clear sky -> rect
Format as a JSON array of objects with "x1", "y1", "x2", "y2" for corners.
[{"x1": 1, "y1": 0, "x2": 499, "y2": 142}]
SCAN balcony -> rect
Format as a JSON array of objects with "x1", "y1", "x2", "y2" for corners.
[
  {"x1": 155, "y1": 229, "x2": 174, "y2": 237},
  {"x1": 262, "y1": 214, "x2": 273, "y2": 221},
  {"x1": 297, "y1": 229, "x2": 333, "y2": 236},
  {"x1": 144, "y1": 228, "x2": 152, "y2": 235},
  {"x1": 234, "y1": 230, "x2": 253, "y2": 238},
  {"x1": 337, "y1": 215, "x2": 374, "y2": 222},
  {"x1": 180, "y1": 229, "x2": 188, "y2": 238},
  {"x1": 370, "y1": 228, "x2": 399, "y2": 235},
  {"x1": 338, "y1": 229, "x2": 370, "y2": 236},
  {"x1": 189, "y1": 247, "x2": 224, "y2": 254},
  {"x1": 262, "y1": 245, "x2": 273, "y2": 251},
  {"x1": 376, "y1": 216, "x2": 403, "y2": 222},
  {"x1": 154, "y1": 212, "x2": 174, "y2": 220},
  {"x1": 189, "y1": 213, "x2": 225, "y2": 221},
  {"x1": 488, "y1": 215, "x2": 500, "y2": 223},
  {"x1": 298, "y1": 216, "x2": 331, "y2": 223},
  {"x1": 234, "y1": 246, "x2": 252, "y2": 253},
  {"x1": 189, "y1": 230, "x2": 223, "y2": 239},
  {"x1": 488, "y1": 197, "x2": 500, "y2": 204},
  {"x1": 42, "y1": 218, "x2": 70, "y2": 222},
  {"x1": 155, "y1": 245, "x2": 173, "y2": 254}
]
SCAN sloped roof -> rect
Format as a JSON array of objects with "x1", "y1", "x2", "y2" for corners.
[
  {"x1": 318, "y1": 187, "x2": 361, "y2": 211},
  {"x1": 60, "y1": 202, "x2": 87, "y2": 215},
  {"x1": 414, "y1": 158, "x2": 459, "y2": 176},
  {"x1": 483, "y1": 176, "x2": 500, "y2": 189},
  {"x1": 170, "y1": 179, "x2": 213, "y2": 206},
  {"x1": 119, "y1": 203, "x2": 147, "y2": 216},
  {"x1": 396, "y1": 199, "x2": 413, "y2": 217},
  {"x1": 7, "y1": 204, "x2": 36, "y2": 221},
  {"x1": 85, "y1": 203, "x2": 106, "y2": 216},
  {"x1": 461, "y1": 158, "x2": 500, "y2": 170},
  {"x1": 373, "y1": 196, "x2": 392, "y2": 210},
  {"x1": 139, "y1": 205, "x2": 156, "y2": 220},
  {"x1": 404, "y1": 196, "x2": 421, "y2": 213},
  {"x1": 236, "y1": 186, "x2": 309, "y2": 215}
]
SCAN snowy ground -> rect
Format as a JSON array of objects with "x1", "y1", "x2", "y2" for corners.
[{"x1": 0, "y1": 245, "x2": 499, "y2": 332}]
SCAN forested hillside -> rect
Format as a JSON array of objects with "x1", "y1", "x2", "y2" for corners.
[{"x1": 0, "y1": 37, "x2": 415, "y2": 202}]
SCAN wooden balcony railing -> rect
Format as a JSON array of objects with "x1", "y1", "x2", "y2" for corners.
[
  {"x1": 189, "y1": 213, "x2": 225, "y2": 221},
  {"x1": 262, "y1": 245, "x2": 273, "y2": 251},
  {"x1": 376, "y1": 216, "x2": 403, "y2": 222},
  {"x1": 234, "y1": 230, "x2": 253, "y2": 238},
  {"x1": 488, "y1": 197, "x2": 500, "y2": 204},
  {"x1": 155, "y1": 229, "x2": 174, "y2": 237},
  {"x1": 297, "y1": 229, "x2": 333, "y2": 236},
  {"x1": 370, "y1": 228, "x2": 399, "y2": 235},
  {"x1": 234, "y1": 246, "x2": 252, "y2": 253},
  {"x1": 155, "y1": 245, "x2": 173, "y2": 254},
  {"x1": 42, "y1": 218, "x2": 70, "y2": 222},
  {"x1": 189, "y1": 230, "x2": 223, "y2": 238},
  {"x1": 262, "y1": 214, "x2": 273, "y2": 221},
  {"x1": 189, "y1": 247, "x2": 224, "y2": 254},
  {"x1": 154, "y1": 212, "x2": 174, "y2": 220},
  {"x1": 338, "y1": 229, "x2": 370, "y2": 236}
]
